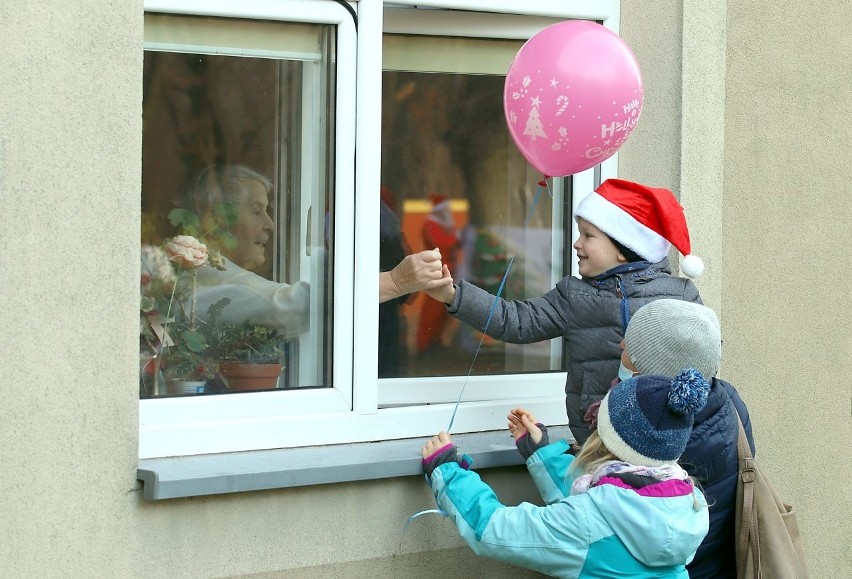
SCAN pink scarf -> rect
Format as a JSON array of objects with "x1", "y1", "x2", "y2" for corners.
[{"x1": 570, "y1": 460, "x2": 688, "y2": 496}]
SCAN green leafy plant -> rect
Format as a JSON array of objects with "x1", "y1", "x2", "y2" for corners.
[
  {"x1": 160, "y1": 345, "x2": 217, "y2": 382},
  {"x1": 203, "y1": 298, "x2": 286, "y2": 364},
  {"x1": 139, "y1": 233, "x2": 284, "y2": 397}
]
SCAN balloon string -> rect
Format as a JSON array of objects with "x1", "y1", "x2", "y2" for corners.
[
  {"x1": 445, "y1": 176, "x2": 547, "y2": 432},
  {"x1": 446, "y1": 254, "x2": 515, "y2": 432},
  {"x1": 402, "y1": 507, "x2": 448, "y2": 533},
  {"x1": 406, "y1": 176, "x2": 550, "y2": 535}
]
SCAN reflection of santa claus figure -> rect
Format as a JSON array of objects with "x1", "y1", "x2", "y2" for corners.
[{"x1": 416, "y1": 193, "x2": 460, "y2": 353}]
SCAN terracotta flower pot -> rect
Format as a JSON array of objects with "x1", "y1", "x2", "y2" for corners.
[{"x1": 219, "y1": 362, "x2": 282, "y2": 391}]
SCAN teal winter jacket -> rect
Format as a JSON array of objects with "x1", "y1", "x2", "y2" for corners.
[{"x1": 428, "y1": 440, "x2": 709, "y2": 579}]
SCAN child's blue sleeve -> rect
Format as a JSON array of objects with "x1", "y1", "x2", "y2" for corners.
[{"x1": 526, "y1": 439, "x2": 576, "y2": 503}]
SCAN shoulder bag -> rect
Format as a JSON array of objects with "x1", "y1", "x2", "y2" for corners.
[{"x1": 735, "y1": 415, "x2": 809, "y2": 578}]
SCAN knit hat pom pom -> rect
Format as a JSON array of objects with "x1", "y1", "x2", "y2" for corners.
[
  {"x1": 667, "y1": 369, "x2": 710, "y2": 416},
  {"x1": 680, "y1": 254, "x2": 704, "y2": 278}
]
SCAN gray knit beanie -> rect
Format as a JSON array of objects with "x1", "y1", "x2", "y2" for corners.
[{"x1": 624, "y1": 300, "x2": 721, "y2": 378}]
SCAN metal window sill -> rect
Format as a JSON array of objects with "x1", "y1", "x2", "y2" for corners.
[{"x1": 136, "y1": 427, "x2": 574, "y2": 500}]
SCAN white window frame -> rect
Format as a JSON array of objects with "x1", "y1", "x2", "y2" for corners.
[
  {"x1": 367, "y1": 4, "x2": 620, "y2": 405},
  {"x1": 139, "y1": 0, "x2": 621, "y2": 460}
]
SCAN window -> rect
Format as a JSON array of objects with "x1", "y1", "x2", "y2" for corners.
[
  {"x1": 139, "y1": 0, "x2": 619, "y2": 461},
  {"x1": 374, "y1": 7, "x2": 617, "y2": 409},
  {"x1": 379, "y1": 33, "x2": 563, "y2": 383},
  {"x1": 140, "y1": 12, "x2": 335, "y2": 398}
]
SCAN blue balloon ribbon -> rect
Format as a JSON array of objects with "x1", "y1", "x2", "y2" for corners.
[
  {"x1": 406, "y1": 177, "x2": 550, "y2": 534},
  {"x1": 446, "y1": 177, "x2": 548, "y2": 432},
  {"x1": 402, "y1": 508, "x2": 448, "y2": 533}
]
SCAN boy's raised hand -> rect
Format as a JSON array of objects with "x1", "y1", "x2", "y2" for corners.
[
  {"x1": 508, "y1": 408, "x2": 549, "y2": 460},
  {"x1": 424, "y1": 264, "x2": 456, "y2": 304}
]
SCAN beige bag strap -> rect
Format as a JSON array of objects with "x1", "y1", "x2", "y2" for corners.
[{"x1": 736, "y1": 415, "x2": 761, "y2": 577}]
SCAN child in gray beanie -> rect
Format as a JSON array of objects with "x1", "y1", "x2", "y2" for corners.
[
  {"x1": 615, "y1": 299, "x2": 755, "y2": 579},
  {"x1": 623, "y1": 299, "x2": 721, "y2": 378}
]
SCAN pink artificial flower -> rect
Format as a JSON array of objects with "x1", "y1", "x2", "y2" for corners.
[{"x1": 165, "y1": 235, "x2": 209, "y2": 269}]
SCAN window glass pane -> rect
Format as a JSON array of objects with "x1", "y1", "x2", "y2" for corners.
[
  {"x1": 380, "y1": 34, "x2": 569, "y2": 379},
  {"x1": 140, "y1": 14, "x2": 335, "y2": 398}
]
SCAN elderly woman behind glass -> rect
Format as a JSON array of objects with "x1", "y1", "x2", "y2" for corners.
[
  {"x1": 184, "y1": 164, "x2": 309, "y2": 337},
  {"x1": 184, "y1": 164, "x2": 449, "y2": 337}
]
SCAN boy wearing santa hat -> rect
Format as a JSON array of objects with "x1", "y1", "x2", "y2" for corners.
[{"x1": 425, "y1": 178, "x2": 704, "y2": 445}]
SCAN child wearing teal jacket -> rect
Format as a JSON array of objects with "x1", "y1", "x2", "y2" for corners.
[{"x1": 421, "y1": 370, "x2": 711, "y2": 579}]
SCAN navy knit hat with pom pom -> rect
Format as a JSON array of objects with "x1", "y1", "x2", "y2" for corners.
[{"x1": 597, "y1": 369, "x2": 710, "y2": 466}]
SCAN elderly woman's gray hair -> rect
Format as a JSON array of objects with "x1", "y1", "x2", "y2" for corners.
[{"x1": 185, "y1": 164, "x2": 272, "y2": 214}]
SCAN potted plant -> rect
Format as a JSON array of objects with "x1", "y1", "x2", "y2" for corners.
[
  {"x1": 203, "y1": 297, "x2": 286, "y2": 391},
  {"x1": 140, "y1": 236, "x2": 224, "y2": 396},
  {"x1": 159, "y1": 347, "x2": 216, "y2": 396}
]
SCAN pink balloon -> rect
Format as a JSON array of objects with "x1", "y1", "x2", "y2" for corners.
[{"x1": 504, "y1": 21, "x2": 644, "y2": 177}]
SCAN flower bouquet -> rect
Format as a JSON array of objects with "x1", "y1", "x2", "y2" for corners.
[
  {"x1": 139, "y1": 235, "x2": 224, "y2": 396},
  {"x1": 140, "y1": 233, "x2": 287, "y2": 395}
]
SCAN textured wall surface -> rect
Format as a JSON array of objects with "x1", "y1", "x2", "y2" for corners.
[
  {"x1": 0, "y1": 1, "x2": 143, "y2": 577},
  {"x1": 618, "y1": 0, "x2": 683, "y2": 193},
  {"x1": 721, "y1": 2, "x2": 852, "y2": 576}
]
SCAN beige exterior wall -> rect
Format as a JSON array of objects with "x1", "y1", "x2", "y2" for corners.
[
  {"x1": 719, "y1": 2, "x2": 852, "y2": 576},
  {"x1": 0, "y1": 1, "x2": 848, "y2": 577},
  {"x1": 622, "y1": 2, "x2": 852, "y2": 578}
]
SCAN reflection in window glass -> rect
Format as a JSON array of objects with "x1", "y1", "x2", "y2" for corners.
[
  {"x1": 140, "y1": 15, "x2": 335, "y2": 398},
  {"x1": 381, "y1": 60, "x2": 570, "y2": 378}
]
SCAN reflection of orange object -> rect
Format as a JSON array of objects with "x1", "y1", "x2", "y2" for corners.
[
  {"x1": 400, "y1": 199, "x2": 469, "y2": 353},
  {"x1": 400, "y1": 199, "x2": 469, "y2": 253},
  {"x1": 416, "y1": 196, "x2": 462, "y2": 353},
  {"x1": 468, "y1": 331, "x2": 500, "y2": 347}
]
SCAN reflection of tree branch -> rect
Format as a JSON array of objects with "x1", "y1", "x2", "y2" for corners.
[
  {"x1": 189, "y1": 59, "x2": 225, "y2": 168},
  {"x1": 441, "y1": 76, "x2": 505, "y2": 223}
]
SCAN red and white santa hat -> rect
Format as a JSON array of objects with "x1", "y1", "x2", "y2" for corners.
[{"x1": 575, "y1": 179, "x2": 704, "y2": 278}]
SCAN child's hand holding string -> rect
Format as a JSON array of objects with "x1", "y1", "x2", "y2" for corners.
[
  {"x1": 508, "y1": 408, "x2": 549, "y2": 460},
  {"x1": 421, "y1": 431, "x2": 472, "y2": 479}
]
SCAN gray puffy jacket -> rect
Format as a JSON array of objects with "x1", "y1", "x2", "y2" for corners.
[{"x1": 448, "y1": 259, "x2": 701, "y2": 444}]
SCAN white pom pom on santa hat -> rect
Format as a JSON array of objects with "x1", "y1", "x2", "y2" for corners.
[
  {"x1": 575, "y1": 179, "x2": 705, "y2": 278},
  {"x1": 680, "y1": 254, "x2": 704, "y2": 278}
]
